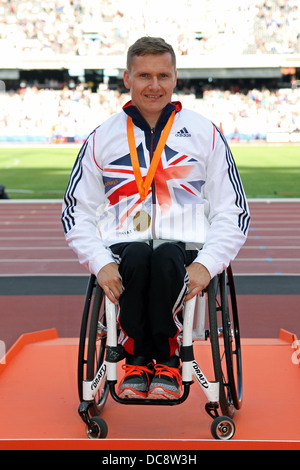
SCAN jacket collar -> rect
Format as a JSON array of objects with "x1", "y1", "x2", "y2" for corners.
[{"x1": 122, "y1": 100, "x2": 182, "y2": 132}]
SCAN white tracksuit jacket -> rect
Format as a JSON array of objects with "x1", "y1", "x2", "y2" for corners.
[{"x1": 61, "y1": 101, "x2": 250, "y2": 279}]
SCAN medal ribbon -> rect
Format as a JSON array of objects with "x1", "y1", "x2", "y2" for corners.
[{"x1": 127, "y1": 110, "x2": 175, "y2": 201}]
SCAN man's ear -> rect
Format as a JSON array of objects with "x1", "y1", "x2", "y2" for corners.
[
  {"x1": 174, "y1": 70, "x2": 178, "y2": 89},
  {"x1": 123, "y1": 70, "x2": 130, "y2": 90}
]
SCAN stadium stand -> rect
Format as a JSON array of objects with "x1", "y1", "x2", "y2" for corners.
[
  {"x1": 0, "y1": 84, "x2": 299, "y2": 143},
  {"x1": 0, "y1": 0, "x2": 299, "y2": 57},
  {"x1": 0, "y1": 0, "x2": 299, "y2": 143}
]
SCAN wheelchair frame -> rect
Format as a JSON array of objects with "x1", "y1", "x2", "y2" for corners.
[{"x1": 77, "y1": 265, "x2": 242, "y2": 441}]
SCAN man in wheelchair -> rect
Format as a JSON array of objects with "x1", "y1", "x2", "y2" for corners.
[{"x1": 62, "y1": 36, "x2": 250, "y2": 401}]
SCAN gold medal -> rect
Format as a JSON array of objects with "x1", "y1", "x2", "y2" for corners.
[
  {"x1": 133, "y1": 210, "x2": 151, "y2": 232},
  {"x1": 127, "y1": 111, "x2": 175, "y2": 200},
  {"x1": 127, "y1": 111, "x2": 174, "y2": 233}
]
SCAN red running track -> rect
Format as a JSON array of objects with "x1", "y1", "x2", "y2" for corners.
[
  {"x1": 0, "y1": 200, "x2": 86, "y2": 276},
  {"x1": 0, "y1": 199, "x2": 299, "y2": 276},
  {"x1": 234, "y1": 200, "x2": 300, "y2": 275}
]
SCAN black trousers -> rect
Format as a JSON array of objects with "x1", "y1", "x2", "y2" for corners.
[{"x1": 110, "y1": 241, "x2": 198, "y2": 362}]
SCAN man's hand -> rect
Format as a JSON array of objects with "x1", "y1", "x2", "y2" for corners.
[
  {"x1": 97, "y1": 262, "x2": 123, "y2": 305},
  {"x1": 185, "y1": 262, "x2": 211, "y2": 301}
]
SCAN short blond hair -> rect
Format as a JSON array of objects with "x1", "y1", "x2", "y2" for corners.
[{"x1": 127, "y1": 36, "x2": 176, "y2": 71}]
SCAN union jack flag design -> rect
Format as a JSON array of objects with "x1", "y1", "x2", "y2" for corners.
[{"x1": 102, "y1": 143, "x2": 205, "y2": 230}]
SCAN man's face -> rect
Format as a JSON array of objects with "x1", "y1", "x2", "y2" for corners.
[{"x1": 123, "y1": 52, "x2": 177, "y2": 128}]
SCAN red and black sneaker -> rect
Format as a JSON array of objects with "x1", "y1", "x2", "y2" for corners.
[
  {"x1": 118, "y1": 356, "x2": 154, "y2": 399},
  {"x1": 148, "y1": 359, "x2": 182, "y2": 400}
]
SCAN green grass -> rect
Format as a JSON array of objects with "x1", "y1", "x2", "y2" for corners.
[
  {"x1": 232, "y1": 145, "x2": 300, "y2": 198},
  {"x1": 0, "y1": 147, "x2": 77, "y2": 199},
  {"x1": 0, "y1": 144, "x2": 299, "y2": 199}
]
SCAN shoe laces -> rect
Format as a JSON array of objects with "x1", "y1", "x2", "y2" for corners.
[
  {"x1": 154, "y1": 364, "x2": 182, "y2": 385},
  {"x1": 120, "y1": 363, "x2": 154, "y2": 385}
]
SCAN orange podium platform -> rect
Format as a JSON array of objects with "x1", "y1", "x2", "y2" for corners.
[{"x1": 0, "y1": 328, "x2": 299, "y2": 450}]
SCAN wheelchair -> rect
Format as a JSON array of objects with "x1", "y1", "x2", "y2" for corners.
[{"x1": 77, "y1": 264, "x2": 242, "y2": 440}]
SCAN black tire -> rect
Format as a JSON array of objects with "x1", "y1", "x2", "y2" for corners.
[
  {"x1": 78, "y1": 275, "x2": 109, "y2": 416},
  {"x1": 207, "y1": 266, "x2": 243, "y2": 417},
  {"x1": 224, "y1": 265, "x2": 243, "y2": 409},
  {"x1": 86, "y1": 416, "x2": 108, "y2": 439},
  {"x1": 211, "y1": 416, "x2": 235, "y2": 440},
  {"x1": 78, "y1": 274, "x2": 96, "y2": 402}
]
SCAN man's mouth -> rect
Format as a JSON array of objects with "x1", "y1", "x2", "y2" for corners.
[{"x1": 145, "y1": 95, "x2": 162, "y2": 100}]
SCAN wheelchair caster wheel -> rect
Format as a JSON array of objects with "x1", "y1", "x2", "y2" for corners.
[
  {"x1": 211, "y1": 416, "x2": 235, "y2": 440},
  {"x1": 86, "y1": 416, "x2": 108, "y2": 439}
]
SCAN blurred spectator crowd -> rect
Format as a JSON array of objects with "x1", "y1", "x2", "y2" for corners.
[
  {"x1": 0, "y1": 0, "x2": 299, "y2": 57},
  {"x1": 0, "y1": 0, "x2": 299, "y2": 143},
  {"x1": 0, "y1": 83, "x2": 299, "y2": 142}
]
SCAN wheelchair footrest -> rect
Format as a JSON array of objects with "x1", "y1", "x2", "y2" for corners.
[{"x1": 109, "y1": 382, "x2": 191, "y2": 406}]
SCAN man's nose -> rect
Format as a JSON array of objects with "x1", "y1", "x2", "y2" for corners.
[{"x1": 149, "y1": 77, "x2": 160, "y2": 89}]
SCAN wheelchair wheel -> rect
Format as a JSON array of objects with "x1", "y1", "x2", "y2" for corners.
[
  {"x1": 207, "y1": 265, "x2": 243, "y2": 417},
  {"x1": 78, "y1": 275, "x2": 109, "y2": 416}
]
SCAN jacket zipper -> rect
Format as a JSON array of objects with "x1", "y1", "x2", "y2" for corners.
[{"x1": 150, "y1": 127, "x2": 156, "y2": 239}]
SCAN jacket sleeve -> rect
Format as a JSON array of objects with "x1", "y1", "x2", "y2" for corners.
[
  {"x1": 194, "y1": 126, "x2": 250, "y2": 279},
  {"x1": 61, "y1": 133, "x2": 115, "y2": 276}
]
